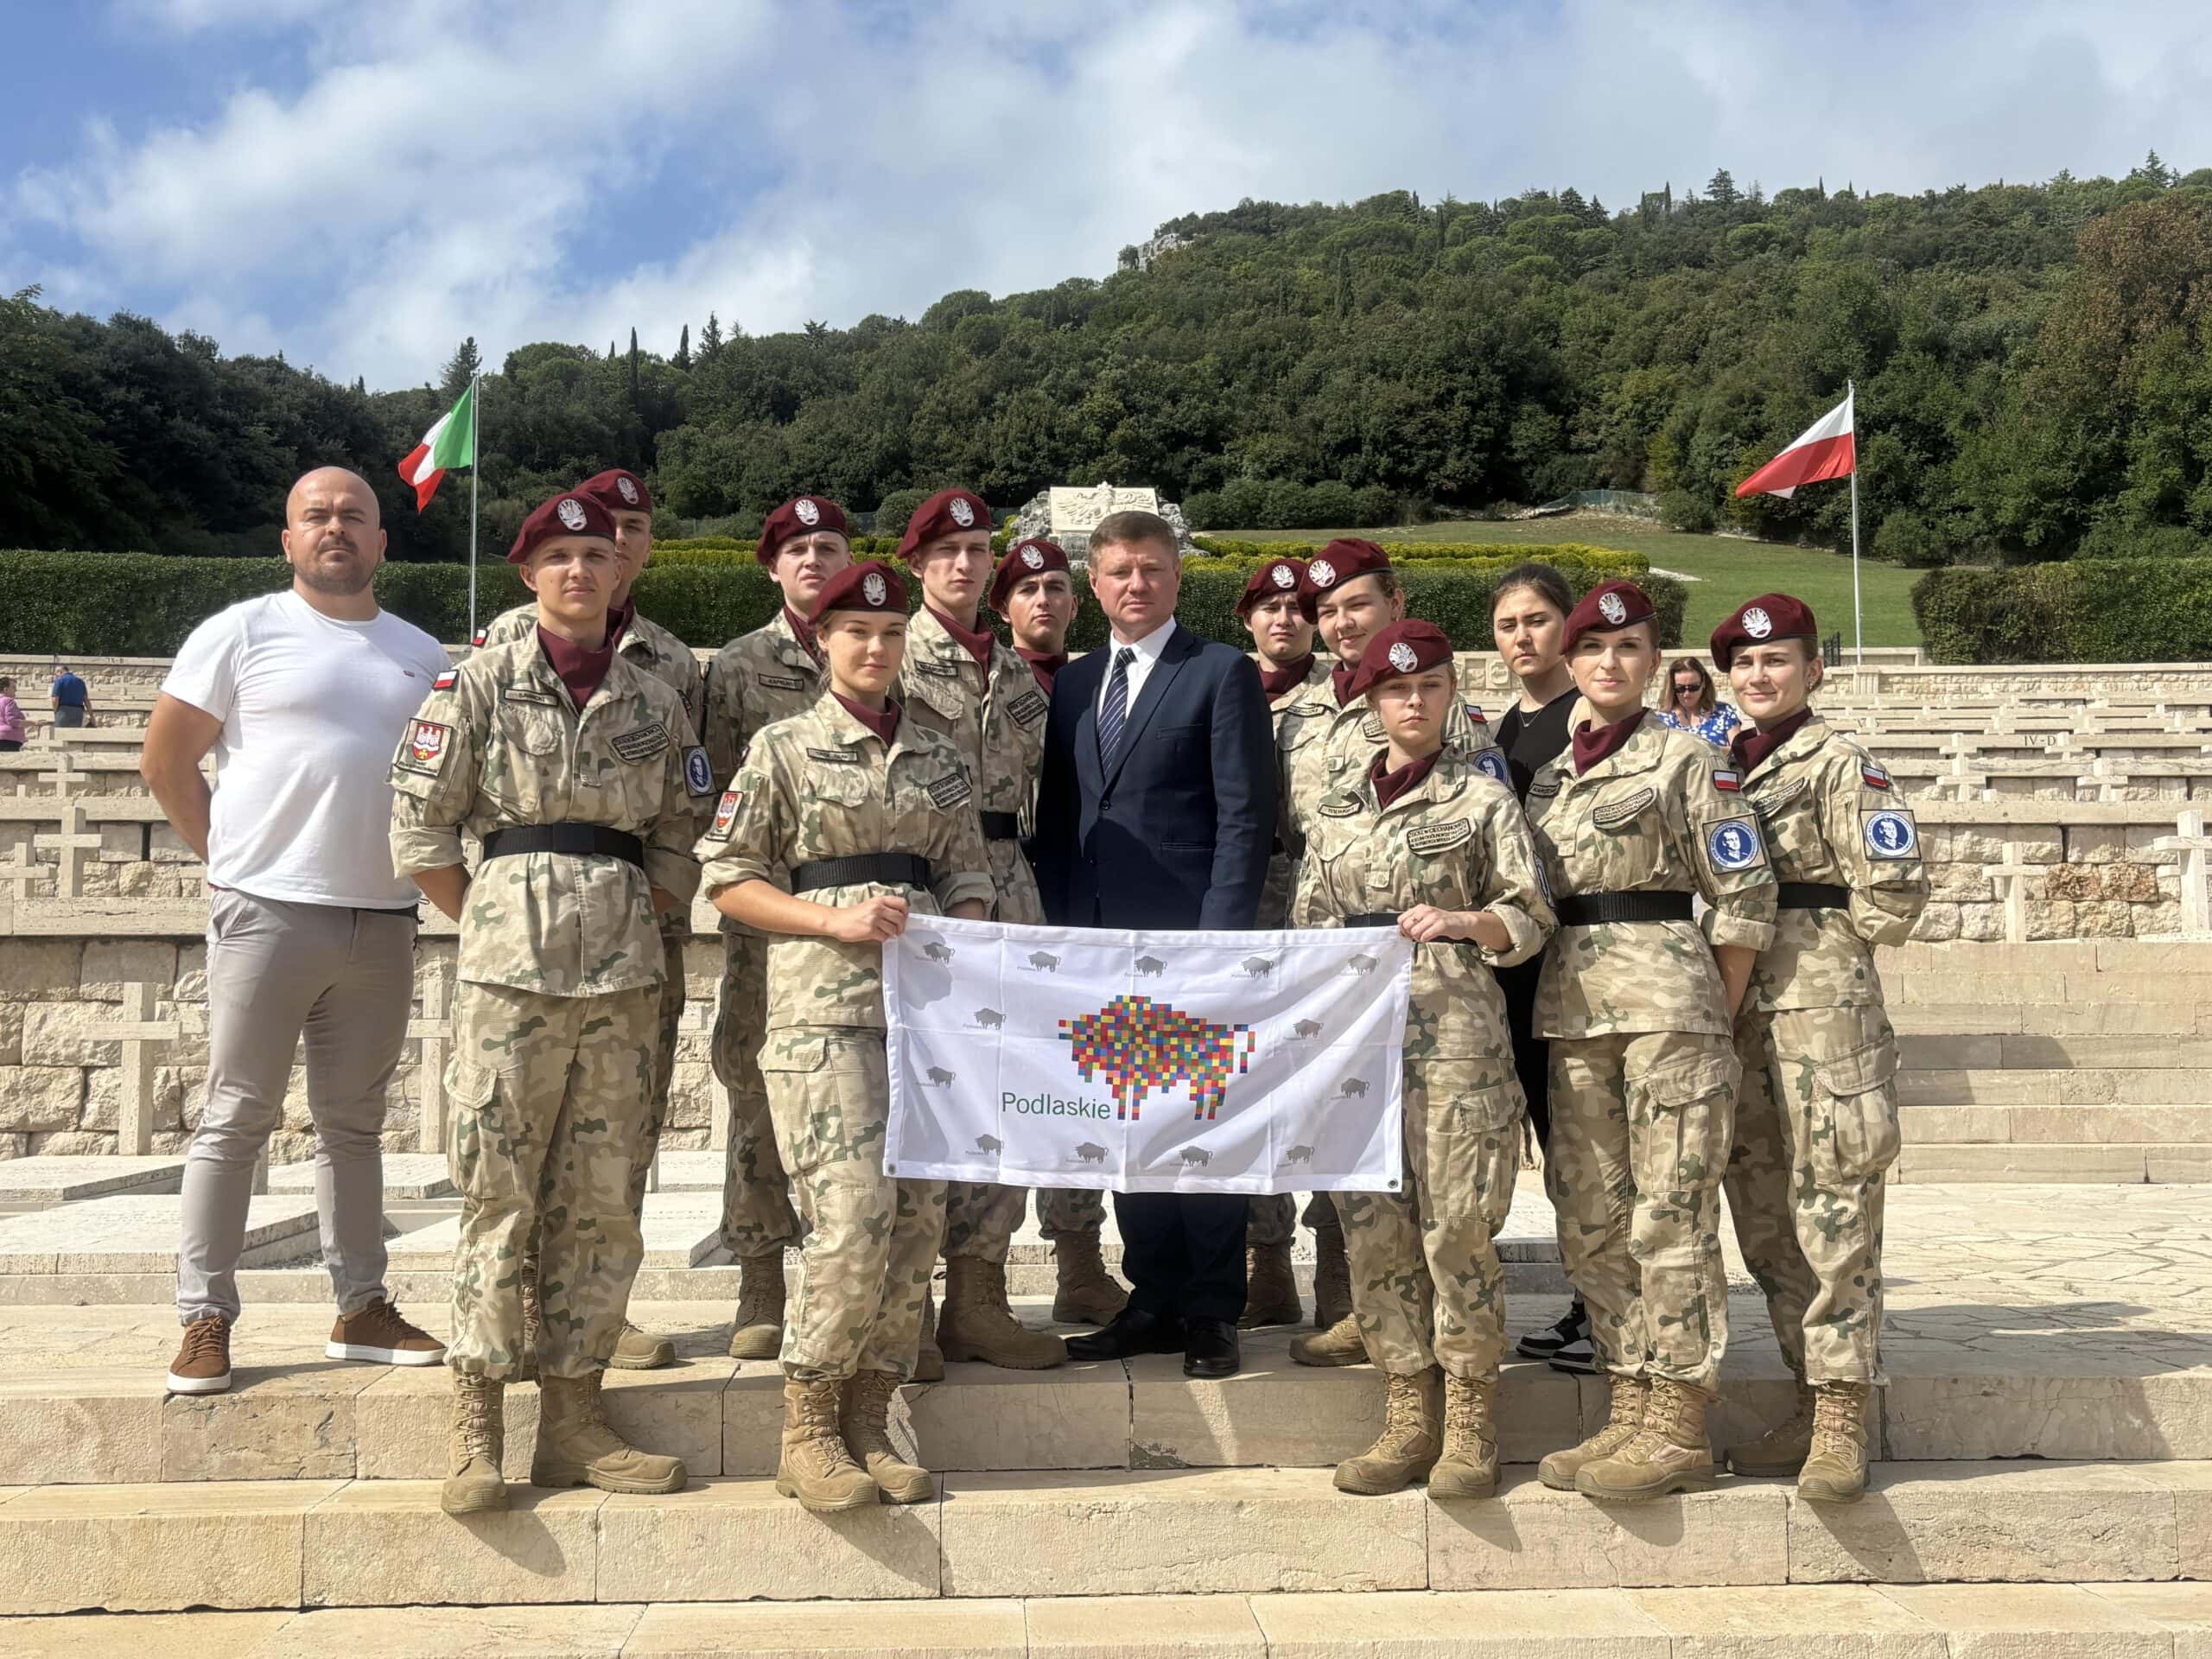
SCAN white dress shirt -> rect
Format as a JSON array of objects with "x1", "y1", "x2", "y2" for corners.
[{"x1": 1096, "y1": 617, "x2": 1179, "y2": 719}]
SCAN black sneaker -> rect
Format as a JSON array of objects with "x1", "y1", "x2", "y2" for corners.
[
  {"x1": 1516, "y1": 1304, "x2": 1586, "y2": 1361},
  {"x1": 1546, "y1": 1332, "x2": 1600, "y2": 1375}
]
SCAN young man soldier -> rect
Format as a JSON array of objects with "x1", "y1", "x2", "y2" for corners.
[
  {"x1": 985, "y1": 535, "x2": 1129, "y2": 1326},
  {"x1": 391, "y1": 489, "x2": 709, "y2": 1516},
  {"x1": 1712, "y1": 594, "x2": 1927, "y2": 1503},
  {"x1": 698, "y1": 497, "x2": 853, "y2": 1361},
  {"x1": 468, "y1": 467, "x2": 702, "y2": 1371}
]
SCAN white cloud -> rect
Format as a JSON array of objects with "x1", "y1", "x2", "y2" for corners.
[{"x1": 16, "y1": 0, "x2": 2212, "y2": 388}]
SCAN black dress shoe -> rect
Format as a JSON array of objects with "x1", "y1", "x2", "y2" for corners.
[
  {"x1": 1182, "y1": 1317, "x2": 1241, "y2": 1379},
  {"x1": 1065, "y1": 1306, "x2": 1185, "y2": 1362}
]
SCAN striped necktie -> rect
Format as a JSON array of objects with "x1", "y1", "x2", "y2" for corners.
[{"x1": 1098, "y1": 646, "x2": 1137, "y2": 766}]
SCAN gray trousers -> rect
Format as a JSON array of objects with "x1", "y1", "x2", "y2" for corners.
[
  {"x1": 52, "y1": 705, "x2": 86, "y2": 728},
  {"x1": 177, "y1": 890, "x2": 416, "y2": 1325}
]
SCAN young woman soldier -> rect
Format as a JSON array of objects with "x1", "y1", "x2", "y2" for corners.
[
  {"x1": 1526, "y1": 579, "x2": 1778, "y2": 1503},
  {"x1": 698, "y1": 560, "x2": 994, "y2": 1514},
  {"x1": 1712, "y1": 594, "x2": 1927, "y2": 1503},
  {"x1": 1292, "y1": 620, "x2": 1554, "y2": 1498}
]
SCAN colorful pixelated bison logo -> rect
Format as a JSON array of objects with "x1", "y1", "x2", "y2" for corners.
[{"x1": 1058, "y1": 994, "x2": 1256, "y2": 1122}]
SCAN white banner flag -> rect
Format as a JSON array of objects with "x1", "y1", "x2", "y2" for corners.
[{"x1": 883, "y1": 914, "x2": 1414, "y2": 1195}]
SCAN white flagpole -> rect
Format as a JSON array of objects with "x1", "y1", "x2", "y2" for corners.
[
  {"x1": 1848, "y1": 378, "x2": 1862, "y2": 666},
  {"x1": 467, "y1": 372, "x2": 481, "y2": 640}
]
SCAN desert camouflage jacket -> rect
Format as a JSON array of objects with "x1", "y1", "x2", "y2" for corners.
[
  {"x1": 898, "y1": 607, "x2": 1051, "y2": 924},
  {"x1": 1527, "y1": 713, "x2": 1779, "y2": 1039},
  {"x1": 1293, "y1": 749, "x2": 1554, "y2": 1064},
  {"x1": 1250, "y1": 653, "x2": 1334, "y2": 925},
  {"x1": 389, "y1": 639, "x2": 709, "y2": 997},
  {"x1": 696, "y1": 694, "x2": 995, "y2": 1030},
  {"x1": 700, "y1": 608, "x2": 825, "y2": 786},
  {"x1": 473, "y1": 601, "x2": 705, "y2": 732},
  {"x1": 1277, "y1": 676, "x2": 1505, "y2": 856},
  {"x1": 1738, "y1": 713, "x2": 1929, "y2": 1014}
]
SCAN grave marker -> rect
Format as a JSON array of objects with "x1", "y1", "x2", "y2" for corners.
[
  {"x1": 33, "y1": 803, "x2": 102, "y2": 899},
  {"x1": 409, "y1": 971, "x2": 453, "y2": 1154},
  {"x1": 89, "y1": 982, "x2": 178, "y2": 1156},
  {"x1": 2151, "y1": 808, "x2": 2210, "y2": 935}
]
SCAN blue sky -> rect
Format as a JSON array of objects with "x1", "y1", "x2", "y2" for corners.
[{"x1": 6, "y1": 0, "x2": 2209, "y2": 391}]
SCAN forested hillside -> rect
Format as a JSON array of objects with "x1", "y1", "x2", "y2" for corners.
[{"x1": 5, "y1": 157, "x2": 2209, "y2": 565}]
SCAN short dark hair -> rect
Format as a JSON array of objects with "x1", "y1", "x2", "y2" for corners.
[
  {"x1": 1491, "y1": 562, "x2": 1575, "y2": 620},
  {"x1": 1088, "y1": 510, "x2": 1179, "y2": 560}
]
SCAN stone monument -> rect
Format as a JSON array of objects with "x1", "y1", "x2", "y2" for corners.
[{"x1": 1005, "y1": 480, "x2": 1195, "y2": 561}]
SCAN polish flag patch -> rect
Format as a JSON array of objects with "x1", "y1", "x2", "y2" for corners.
[
  {"x1": 1861, "y1": 763, "x2": 1892, "y2": 791},
  {"x1": 1712, "y1": 768, "x2": 1741, "y2": 792},
  {"x1": 432, "y1": 669, "x2": 457, "y2": 691}
]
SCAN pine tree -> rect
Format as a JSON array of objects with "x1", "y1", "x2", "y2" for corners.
[
  {"x1": 700, "y1": 312, "x2": 723, "y2": 360},
  {"x1": 1707, "y1": 168, "x2": 1740, "y2": 209},
  {"x1": 676, "y1": 323, "x2": 690, "y2": 369},
  {"x1": 439, "y1": 336, "x2": 480, "y2": 400},
  {"x1": 626, "y1": 327, "x2": 639, "y2": 404}
]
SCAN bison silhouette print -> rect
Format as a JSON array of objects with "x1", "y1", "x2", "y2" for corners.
[
  {"x1": 921, "y1": 942, "x2": 956, "y2": 963},
  {"x1": 1132, "y1": 955, "x2": 1166, "y2": 978},
  {"x1": 1058, "y1": 993, "x2": 1255, "y2": 1122},
  {"x1": 971, "y1": 1007, "x2": 1006, "y2": 1029},
  {"x1": 1176, "y1": 1147, "x2": 1213, "y2": 1168},
  {"x1": 1025, "y1": 951, "x2": 1062, "y2": 973},
  {"x1": 1074, "y1": 1141, "x2": 1109, "y2": 1165},
  {"x1": 925, "y1": 1066, "x2": 956, "y2": 1087},
  {"x1": 1283, "y1": 1144, "x2": 1315, "y2": 1166},
  {"x1": 974, "y1": 1133, "x2": 1003, "y2": 1154}
]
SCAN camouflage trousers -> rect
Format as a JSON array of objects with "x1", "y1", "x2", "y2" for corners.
[
  {"x1": 1338, "y1": 1058, "x2": 1522, "y2": 1378},
  {"x1": 1725, "y1": 1006, "x2": 1901, "y2": 1384},
  {"x1": 713, "y1": 930, "x2": 801, "y2": 1260},
  {"x1": 445, "y1": 980, "x2": 659, "y2": 1381},
  {"x1": 1546, "y1": 1030, "x2": 1738, "y2": 1395},
  {"x1": 1245, "y1": 1191, "x2": 1340, "y2": 1248},
  {"x1": 944, "y1": 1182, "x2": 1105, "y2": 1260},
  {"x1": 760, "y1": 1026, "x2": 947, "y2": 1382}
]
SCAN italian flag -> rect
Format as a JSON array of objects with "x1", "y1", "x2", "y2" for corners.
[
  {"x1": 1735, "y1": 387, "x2": 1854, "y2": 499},
  {"x1": 397, "y1": 383, "x2": 477, "y2": 510}
]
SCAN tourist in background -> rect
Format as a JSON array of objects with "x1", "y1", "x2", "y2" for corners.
[
  {"x1": 0, "y1": 677, "x2": 23, "y2": 750},
  {"x1": 147, "y1": 467, "x2": 448, "y2": 1400},
  {"x1": 49, "y1": 664, "x2": 89, "y2": 728},
  {"x1": 1656, "y1": 656, "x2": 1741, "y2": 746}
]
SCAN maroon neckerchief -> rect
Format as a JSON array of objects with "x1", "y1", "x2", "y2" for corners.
[
  {"x1": 537, "y1": 625, "x2": 614, "y2": 709},
  {"x1": 1260, "y1": 652, "x2": 1317, "y2": 700},
  {"x1": 1370, "y1": 748, "x2": 1442, "y2": 810},
  {"x1": 606, "y1": 600, "x2": 635, "y2": 649},
  {"x1": 1331, "y1": 658, "x2": 1362, "y2": 708},
  {"x1": 783, "y1": 606, "x2": 821, "y2": 664},
  {"x1": 1015, "y1": 647, "x2": 1067, "y2": 693},
  {"x1": 834, "y1": 692, "x2": 899, "y2": 747},
  {"x1": 1571, "y1": 708, "x2": 1647, "y2": 776},
  {"x1": 928, "y1": 606, "x2": 997, "y2": 671},
  {"x1": 1731, "y1": 706, "x2": 1813, "y2": 777}
]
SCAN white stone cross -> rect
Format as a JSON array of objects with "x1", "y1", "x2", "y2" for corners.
[
  {"x1": 1986, "y1": 852, "x2": 2044, "y2": 944},
  {"x1": 1935, "y1": 754, "x2": 1989, "y2": 802},
  {"x1": 34, "y1": 749, "x2": 79, "y2": 800},
  {"x1": 2075, "y1": 759, "x2": 2128, "y2": 803},
  {"x1": 2151, "y1": 809, "x2": 2211, "y2": 936},
  {"x1": 90, "y1": 982, "x2": 179, "y2": 1156},
  {"x1": 0, "y1": 842, "x2": 48, "y2": 910},
  {"x1": 409, "y1": 971, "x2": 453, "y2": 1154},
  {"x1": 33, "y1": 803, "x2": 101, "y2": 899}
]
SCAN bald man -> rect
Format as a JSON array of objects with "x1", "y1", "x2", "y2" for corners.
[{"x1": 146, "y1": 467, "x2": 452, "y2": 1396}]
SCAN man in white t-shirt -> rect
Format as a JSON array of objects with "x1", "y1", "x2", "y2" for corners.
[{"x1": 143, "y1": 466, "x2": 451, "y2": 1395}]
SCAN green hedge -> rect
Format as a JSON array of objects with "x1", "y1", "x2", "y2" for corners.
[
  {"x1": 1190, "y1": 537, "x2": 1649, "y2": 573},
  {"x1": 1912, "y1": 560, "x2": 2212, "y2": 664}
]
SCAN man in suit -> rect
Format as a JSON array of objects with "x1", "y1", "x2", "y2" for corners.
[{"x1": 1032, "y1": 510, "x2": 1277, "y2": 1379}]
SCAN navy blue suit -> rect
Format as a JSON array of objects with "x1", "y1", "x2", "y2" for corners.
[{"x1": 1033, "y1": 621, "x2": 1277, "y2": 1324}]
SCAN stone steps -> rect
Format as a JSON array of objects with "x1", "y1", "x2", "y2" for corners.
[
  {"x1": 2, "y1": 1461, "x2": 2209, "y2": 1615},
  {"x1": 1896, "y1": 1142, "x2": 2210, "y2": 1184}
]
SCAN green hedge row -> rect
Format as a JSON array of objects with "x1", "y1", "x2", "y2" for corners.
[
  {"x1": 0, "y1": 550, "x2": 1687, "y2": 656},
  {"x1": 1911, "y1": 560, "x2": 2212, "y2": 664},
  {"x1": 1189, "y1": 537, "x2": 1649, "y2": 572}
]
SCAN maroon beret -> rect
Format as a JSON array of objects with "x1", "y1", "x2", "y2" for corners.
[
  {"x1": 1344, "y1": 620, "x2": 1454, "y2": 699},
  {"x1": 1711, "y1": 592, "x2": 1817, "y2": 669},
  {"x1": 1236, "y1": 556, "x2": 1308, "y2": 618},
  {"x1": 1297, "y1": 538, "x2": 1391, "y2": 620},
  {"x1": 810, "y1": 559, "x2": 908, "y2": 621},
  {"x1": 575, "y1": 468, "x2": 652, "y2": 518},
  {"x1": 756, "y1": 496, "x2": 851, "y2": 567},
  {"x1": 506, "y1": 491, "x2": 618, "y2": 565},
  {"x1": 988, "y1": 538, "x2": 1071, "y2": 612},
  {"x1": 896, "y1": 488, "x2": 994, "y2": 561},
  {"x1": 1562, "y1": 579, "x2": 1656, "y2": 652}
]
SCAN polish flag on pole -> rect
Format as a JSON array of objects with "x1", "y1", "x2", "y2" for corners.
[
  {"x1": 1734, "y1": 387, "x2": 1854, "y2": 499},
  {"x1": 397, "y1": 382, "x2": 478, "y2": 510}
]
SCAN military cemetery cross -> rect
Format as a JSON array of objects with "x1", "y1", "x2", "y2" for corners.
[
  {"x1": 2151, "y1": 808, "x2": 2211, "y2": 935},
  {"x1": 408, "y1": 972, "x2": 454, "y2": 1154},
  {"x1": 90, "y1": 983, "x2": 180, "y2": 1157},
  {"x1": 33, "y1": 802, "x2": 102, "y2": 899}
]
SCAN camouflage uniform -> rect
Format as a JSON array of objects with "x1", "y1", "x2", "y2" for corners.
[
  {"x1": 899, "y1": 609, "x2": 1104, "y2": 1257},
  {"x1": 474, "y1": 602, "x2": 709, "y2": 1210},
  {"x1": 697, "y1": 611, "x2": 823, "y2": 1260},
  {"x1": 696, "y1": 694, "x2": 994, "y2": 1380},
  {"x1": 389, "y1": 640, "x2": 709, "y2": 1380},
  {"x1": 1527, "y1": 715, "x2": 1777, "y2": 1395},
  {"x1": 1725, "y1": 716, "x2": 1927, "y2": 1383},
  {"x1": 1290, "y1": 752, "x2": 1554, "y2": 1377}
]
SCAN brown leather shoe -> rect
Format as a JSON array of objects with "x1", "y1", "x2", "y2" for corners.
[
  {"x1": 166, "y1": 1315, "x2": 232, "y2": 1395},
  {"x1": 327, "y1": 1298, "x2": 446, "y2": 1366}
]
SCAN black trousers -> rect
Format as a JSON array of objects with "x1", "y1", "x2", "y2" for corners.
[
  {"x1": 1115, "y1": 1190, "x2": 1249, "y2": 1325},
  {"x1": 1493, "y1": 955, "x2": 1552, "y2": 1149}
]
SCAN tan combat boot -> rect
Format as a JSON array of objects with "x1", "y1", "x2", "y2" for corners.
[
  {"x1": 441, "y1": 1373, "x2": 507, "y2": 1516},
  {"x1": 841, "y1": 1370, "x2": 934, "y2": 1503},
  {"x1": 1238, "y1": 1241, "x2": 1302, "y2": 1329},
  {"x1": 937, "y1": 1256, "x2": 1066, "y2": 1370},
  {"x1": 516, "y1": 1249, "x2": 541, "y2": 1382},
  {"x1": 1289, "y1": 1312, "x2": 1368, "y2": 1367},
  {"x1": 1312, "y1": 1223, "x2": 1352, "y2": 1328},
  {"x1": 913, "y1": 1286, "x2": 944, "y2": 1382},
  {"x1": 1726, "y1": 1376, "x2": 1815, "y2": 1478},
  {"x1": 609, "y1": 1321, "x2": 677, "y2": 1370},
  {"x1": 1429, "y1": 1373, "x2": 1500, "y2": 1499},
  {"x1": 1333, "y1": 1368, "x2": 1442, "y2": 1495},
  {"x1": 776, "y1": 1376, "x2": 878, "y2": 1512},
  {"x1": 1537, "y1": 1373, "x2": 1649, "y2": 1491},
  {"x1": 1051, "y1": 1230, "x2": 1130, "y2": 1326},
  {"x1": 1798, "y1": 1381, "x2": 1873, "y2": 1504},
  {"x1": 1576, "y1": 1376, "x2": 1719, "y2": 1502},
  {"x1": 727, "y1": 1254, "x2": 786, "y2": 1361},
  {"x1": 531, "y1": 1372, "x2": 688, "y2": 1494}
]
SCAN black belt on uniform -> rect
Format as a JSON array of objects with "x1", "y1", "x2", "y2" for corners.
[
  {"x1": 980, "y1": 811, "x2": 1021, "y2": 841},
  {"x1": 481, "y1": 824, "x2": 645, "y2": 868},
  {"x1": 1344, "y1": 912, "x2": 1399, "y2": 928},
  {"x1": 1555, "y1": 892, "x2": 1693, "y2": 926},
  {"x1": 1778, "y1": 881, "x2": 1852, "y2": 910},
  {"x1": 790, "y1": 853, "x2": 934, "y2": 893}
]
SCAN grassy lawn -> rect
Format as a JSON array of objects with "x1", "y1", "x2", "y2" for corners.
[{"x1": 1225, "y1": 517, "x2": 1923, "y2": 649}]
